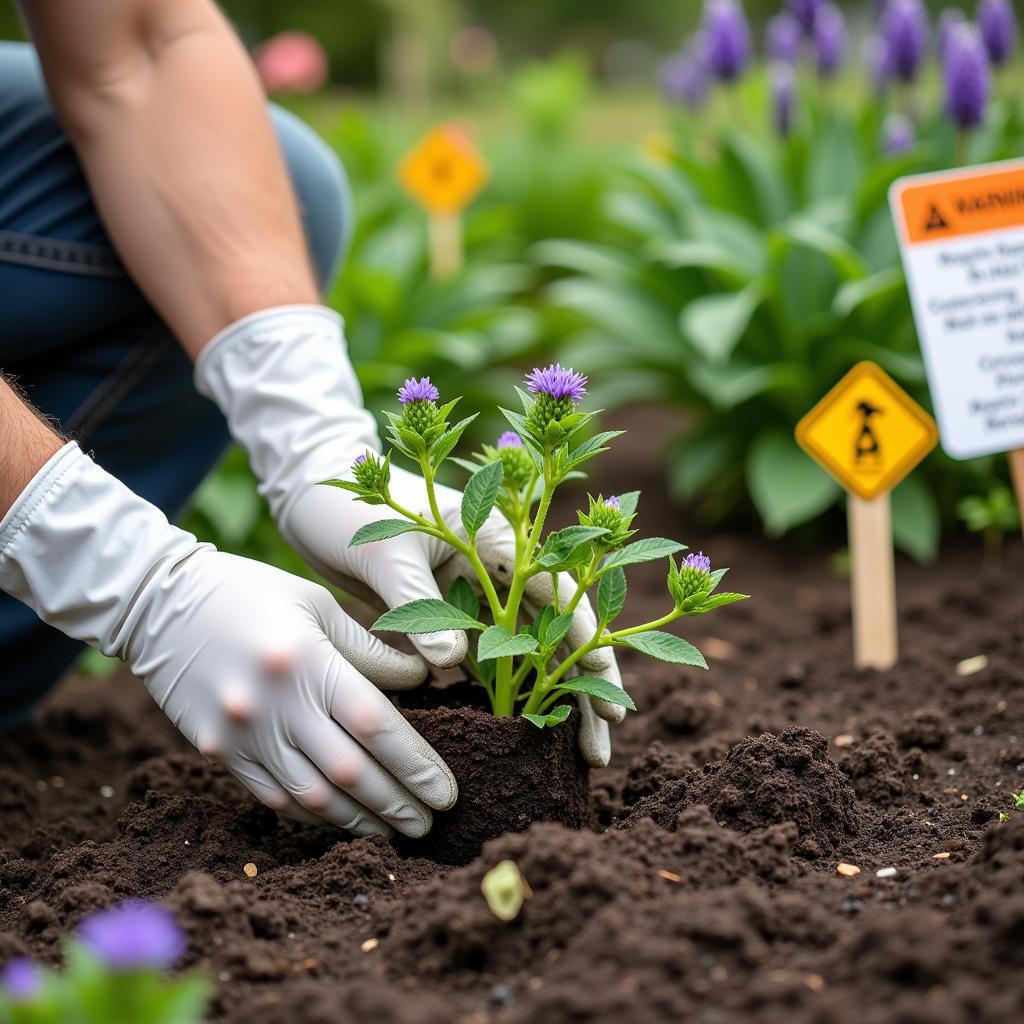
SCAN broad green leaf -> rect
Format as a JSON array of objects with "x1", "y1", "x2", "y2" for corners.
[
  {"x1": 349, "y1": 519, "x2": 421, "y2": 547},
  {"x1": 892, "y1": 474, "x2": 940, "y2": 563},
  {"x1": 647, "y1": 238, "x2": 758, "y2": 285},
  {"x1": 545, "y1": 612, "x2": 573, "y2": 650},
  {"x1": 619, "y1": 631, "x2": 708, "y2": 668},
  {"x1": 597, "y1": 565, "x2": 627, "y2": 625},
  {"x1": 373, "y1": 599, "x2": 485, "y2": 634},
  {"x1": 568, "y1": 430, "x2": 625, "y2": 466},
  {"x1": 531, "y1": 604, "x2": 556, "y2": 641},
  {"x1": 523, "y1": 704, "x2": 572, "y2": 729},
  {"x1": 692, "y1": 592, "x2": 749, "y2": 612},
  {"x1": 603, "y1": 537, "x2": 686, "y2": 570},
  {"x1": 680, "y1": 282, "x2": 763, "y2": 364},
  {"x1": 477, "y1": 625, "x2": 539, "y2": 661},
  {"x1": 431, "y1": 413, "x2": 479, "y2": 467},
  {"x1": 319, "y1": 478, "x2": 366, "y2": 494},
  {"x1": 616, "y1": 490, "x2": 640, "y2": 518},
  {"x1": 555, "y1": 675, "x2": 637, "y2": 711},
  {"x1": 833, "y1": 267, "x2": 905, "y2": 319},
  {"x1": 461, "y1": 459, "x2": 503, "y2": 537},
  {"x1": 536, "y1": 526, "x2": 609, "y2": 569},
  {"x1": 747, "y1": 432, "x2": 841, "y2": 535},
  {"x1": 447, "y1": 576, "x2": 480, "y2": 620}
]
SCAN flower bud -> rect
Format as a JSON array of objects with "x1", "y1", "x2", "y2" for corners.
[
  {"x1": 397, "y1": 376, "x2": 442, "y2": 436},
  {"x1": 578, "y1": 494, "x2": 635, "y2": 548},
  {"x1": 523, "y1": 364, "x2": 587, "y2": 444},
  {"x1": 494, "y1": 432, "x2": 534, "y2": 489},
  {"x1": 669, "y1": 551, "x2": 713, "y2": 606},
  {"x1": 352, "y1": 451, "x2": 388, "y2": 493}
]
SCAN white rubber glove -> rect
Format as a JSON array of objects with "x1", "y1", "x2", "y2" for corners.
[
  {"x1": 194, "y1": 306, "x2": 625, "y2": 767},
  {"x1": 0, "y1": 443, "x2": 456, "y2": 837}
]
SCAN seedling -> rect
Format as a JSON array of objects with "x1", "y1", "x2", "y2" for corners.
[
  {"x1": 957, "y1": 485, "x2": 1019, "y2": 563},
  {"x1": 998, "y1": 788, "x2": 1024, "y2": 823},
  {"x1": 322, "y1": 366, "x2": 747, "y2": 726}
]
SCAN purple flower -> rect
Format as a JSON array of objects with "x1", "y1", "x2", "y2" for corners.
[
  {"x1": 497, "y1": 431, "x2": 523, "y2": 449},
  {"x1": 814, "y1": 3, "x2": 846, "y2": 77},
  {"x1": 353, "y1": 453, "x2": 367, "y2": 467},
  {"x1": 397, "y1": 377, "x2": 439, "y2": 405},
  {"x1": 766, "y1": 12, "x2": 802, "y2": 63},
  {"x1": 881, "y1": 0, "x2": 930, "y2": 83},
  {"x1": 659, "y1": 50, "x2": 708, "y2": 109},
  {"x1": 2, "y1": 958, "x2": 40, "y2": 1003},
  {"x1": 883, "y1": 112, "x2": 915, "y2": 153},
  {"x1": 78, "y1": 901, "x2": 186, "y2": 972},
  {"x1": 603, "y1": 495, "x2": 621, "y2": 510},
  {"x1": 944, "y1": 23, "x2": 990, "y2": 130},
  {"x1": 978, "y1": 0, "x2": 1018, "y2": 66},
  {"x1": 524, "y1": 364, "x2": 587, "y2": 403},
  {"x1": 937, "y1": 8, "x2": 967, "y2": 63},
  {"x1": 683, "y1": 551, "x2": 712, "y2": 573},
  {"x1": 787, "y1": 0, "x2": 822, "y2": 34},
  {"x1": 864, "y1": 34, "x2": 894, "y2": 94},
  {"x1": 699, "y1": 0, "x2": 752, "y2": 82},
  {"x1": 771, "y1": 62, "x2": 796, "y2": 138}
]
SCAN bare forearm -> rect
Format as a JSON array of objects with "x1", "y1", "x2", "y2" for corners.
[
  {"x1": 0, "y1": 376, "x2": 65, "y2": 517},
  {"x1": 22, "y1": 0, "x2": 319, "y2": 358}
]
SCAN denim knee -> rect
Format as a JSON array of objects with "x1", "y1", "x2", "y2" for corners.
[{"x1": 270, "y1": 105, "x2": 353, "y2": 292}]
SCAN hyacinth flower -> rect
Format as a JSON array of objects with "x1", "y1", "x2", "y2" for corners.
[
  {"x1": 864, "y1": 34, "x2": 894, "y2": 96},
  {"x1": 813, "y1": 3, "x2": 846, "y2": 78},
  {"x1": 787, "y1": 0, "x2": 823, "y2": 35},
  {"x1": 937, "y1": 7, "x2": 967, "y2": 63},
  {"x1": 881, "y1": 0, "x2": 930, "y2": 83},
  {"x1": 883, "y1": 111, "x2": 916, "y2": 154},
  {"x1": 944, "y1": 22, "x2": 991, "y2": 155},
  {"x1": 699, "y1": 0, "x2": 753, "y2": 83},
  {"x1": 766, "y1": 12, "x2": 802, "y2": 63},
  {"x1": 978, "y1": 0, "x2": 1018, "y2": 67},
  {"x1": 659, "y1": 47, "x2": 708, "y2": 110},
  {"x1": 771, "y1": 62, "x2": 796, "y2": 139}
]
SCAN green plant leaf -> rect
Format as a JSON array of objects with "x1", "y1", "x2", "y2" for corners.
[
  {"x1": 349, "y1": 519, "x2": 422, "y2": 547},
  {"x1": 568, "y1": 430, "x2": 625, "y2": 466},
  {"x1": 431, "y1": 413, "x2": 479, "y2": 468},
  {"x1": 447, "y1": 576, "x2": 480, "y2": 620},
  {"x1": 691, "y1": 592, "x2": 749, "y2": 613},
  {"x1": 536, "y1": 526, "x2": 609, "y2": 569},
  {"x1": 522, "y1": 704, "x2": 572, "y2": 729},
  {"x1": 597, "y1": 565, "x2": 627, "y2": 625},
  {"x1": 616, "y1": 490, "x2": 640, "y2": 517},
  {"x1": 461, "y1": 459, "x2": 503, "y2": 537},
  {"x1": 680, "y1": 282, "x2": 763, "y2": 364},
  {"x1": 555, "y1": 675, "x2": 637, "y2": 710},
  {"x1": 478, "y1": 625, "x2": 539, "y2": 661},
  {"x1": 544, "y1": 612, "x2": 573, "y2": 650},
  {"x1": 602, "y1": 537, "x2": 686, "y2": 570},
  {"x1": 373, "y1": 599, "x2": 485, "y2": 634},
  {"x1": 619, "y1": 631, "x2": 708, "y2": 668},
  {"x1": 892, "y1": 475, "x2": 940, "y2": 563}
]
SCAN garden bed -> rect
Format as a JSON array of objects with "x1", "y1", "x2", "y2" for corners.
[{"x1": 2, "y1": 451, "x2": 1024, "y2": 1023}]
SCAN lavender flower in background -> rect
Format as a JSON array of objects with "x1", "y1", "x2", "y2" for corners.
[
  {"x1": 659, "y1": 49, "x2": 708, "y2": 109},
  {"x1": 497, "y1": 431, "x2": 523, "y2": 449},
  {"x1": 397, "y1": 376, "x2": 440, "y2": 405},
  {"x1": 766, "y1": 12, "x2": 802, "y2": 63},
  {"x1": 814, "y1": 3, "x2": 847, "y2": 77},
  {"x1": 978, "y1": 0, "x2": 1018, "y2": 66},
  {"x1": 700, "y1": 0, "x2": 752, "y2": 82},
  {"x1": 864, "y1": 34, "x2": 894, "y2": 94},
  {"x1": 944, "y1": 23, "x2": 990, "y2": 130},
  {"x1": 771, "y1": 61, "x2": 796, "y2": 138},
  {"x1": 1, "y1": 958, "x2": 40, "y2": 1003},
  {"x1": 881, "y1": 0, "x2": 930, "y2": 82},
  {"x1": 787, "y1": 0, "x2": 823, "y2": 35},
  {"x1": 524, "y1": 364, "x2": 588, "y2": 403},
  {"x1": 937, "y1": 8, "x2": 967, "y2": 62},
  {"x1": 78, "y1": 900, "x2": 186, "y2": 972},
  {"x1": 883, "y1": 111, "x2": 916, "y2": 153}
]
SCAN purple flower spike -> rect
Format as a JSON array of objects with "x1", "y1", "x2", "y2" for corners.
[
  {"x1": 78, "y1": 900, "x2": 186, "y2": 972},
  {"x1": 604, "y1": 495, "x2": 621, "y2": 509},
  {"x1": 814, "y1": 3, "x2": 846, "y2": 77},
  {"x1": 683, "y1": 551, "x2": 712, "y2": 573},
  {"x1": 524, "y1": 364, "x2": 588, "y2": 403},
  {"x1": 2, "y1": 958, "x2": 40, "y2": 1003},
  {"x1": 659, "y1": 50, "x2": 708, "y2": 109},
  {"x1": 864, "y1": 34, "x2": 894, "y2": 95},
  {"x1": 978, "y1": 0, "x2": 1018, "y2": 66},
  {"x1": 497, "y1": 431, "x2": 523, "y2": 449},
  {"x1": 944, "y1": 24, "x2": 990, "y2": 131},
  {"x1": 700, "y1": 0, "x2": 752, "y2": 82},
  {"x1": 766, "y1": 12, "x2": 802, "y2": 63},
  {"x1": 881, "y1": 0, "x2": 929, "y2": 83},
  {"x1": 397, "y1": 377, "x2": 439, "y2": 405},
  {"x1": 883, "y1": 112, "x2": 915, "y2": 154},
  {"x1": 771, "y1": 62, "x2": 796, "y2": 138},
  {"x1": 787, "y1": 0, "x2": 822, "y2": 35},
  {"x1": 937, "y1": 8, "x2": 967, "y2": 63},
  {"x1": 353, "y1": 453, "x2": 367, "y2": 467}
]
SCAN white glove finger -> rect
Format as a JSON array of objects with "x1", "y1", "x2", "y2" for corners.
[
  {"x1": 292, "y1": 714, "x2": 434, "y2": 838},
  {"x1": 575, "y1": 694, "x2": 612, "y2": 769},
  {"x1": 312, "y1": 590, "x2": 427, "y2": 691},
  {"x1": 328, "y1": 667, "x2": 458, "y2": 813}
]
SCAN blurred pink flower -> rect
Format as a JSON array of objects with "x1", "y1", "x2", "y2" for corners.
[{"x1": 254, "y1": 31, "x2": 328, "y2": 94}]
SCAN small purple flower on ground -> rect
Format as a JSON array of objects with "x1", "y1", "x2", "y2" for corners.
[
  {"x1": 700, "y1": 0, "x2": 753, "y2": 82},
  {"x1": 814, "y1": 3, "x2": 846, "y2": 77},
  {"x1": 978, "y1": 0, "x2": 1018, "y2": 66},
  {"x1": 771, "y1": 62, "x2": 796, "y2": 138},
  {"x1": 766, "y1": 12, "x2": 802, "y2": 62},
  {"x1": 944, "y1": 23, "x2": 990, "y2": 130},
  {"x1": 883, "y1": 112, "x2": 915, "y2": 153},
  {"x1": 881, "y1": 0, "x2": 929, "y2": 83},
  {"x1": 524, "y1": 364, "x2": 587, "y2": 403},
  {"x1": 2, "y1": 958, "x2": 40, "y2": 1002},
  {"x1": 787, "y1": 0, "x2": 822, "y2": 34},
  {"x1": 397, "y1": 377, "x2": 439, "y2": 405},
  {"x1": 497, "y1": 431, "x2": 523, "y2": 449},
  {"x1": 659, "y1": 50, "x2": 708, "y2": 109},
  {"x1": 78, "y1": 900, "x2": 186, "y2": 972},
  {"x1": 684, "y1": 551, "x2": 712, "y2": 573},
  {"x1": 604, "y1": 495, "x2": 621, "y2": 510}
]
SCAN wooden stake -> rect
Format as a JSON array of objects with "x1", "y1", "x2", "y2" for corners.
[
  {"x1": 1009, "y1": 448, "x2": 1024, "y2": 538},
  {"x1": 428, "y1": 212, "x2": 462, "y2": 279},
  {"x1": 848, "y1": 491, "x2": 898, "y2": 671}
]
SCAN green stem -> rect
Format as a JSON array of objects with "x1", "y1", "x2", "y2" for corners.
[{"x1": 493, "y1": 655, "x2": 514, "y2": 716}]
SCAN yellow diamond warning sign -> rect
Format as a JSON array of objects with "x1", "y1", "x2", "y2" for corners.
[
  {"x1": 796, "y1": 362, "x2": 938, "y2": 500},
  {"x1": 397, "y1": 124, "x2": 488, "y2": 215}
]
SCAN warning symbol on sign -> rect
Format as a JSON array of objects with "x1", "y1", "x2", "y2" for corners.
[{"x1": 924, "y1": 204, "x2": 949, "y2": 232}]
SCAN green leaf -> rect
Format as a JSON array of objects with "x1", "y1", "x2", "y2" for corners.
[
  {"x1": 477, "y1": 625, "x2": 539, "y2": 661},
  {"x1": 320, "y1": 478, "x2": 365, "y2": 494},
  {"x1": 447, "y1": 576, "x2": 480, "y2": 620},
  {"x1": 544, "y1": 612, "x2": 573, "y2": 650},
  {"x1": 523, "y1": 704, "x2": 573, "y2": 729},
  {"x1": 499, "y1": 407, "x2": 541, "y2": 448},
  {"x1": 568, "y1": 430, "x2": 625, "y2": 467},
  {"x1": 892, "y1": 475, "x2": 940, "y2": 563},
  {"x1": 555, "y1": 675, "x2": 637, "y2": 711},
  {"x1": 461, "y1": 459, "x2": 503, "y2": 537},
  {"x1": 616, "y1": 490, "x2": 640, "y2": 518},
  {"x1": 603, "y1": 537, "x2": 686, "y2": 570},
  {"x1": 597, "y1": 565, "x2": 627, "y2": 625},
  {"x1": 536, "y1": 525, "x2": 609, "y2": 569},
  {"x1": 373, "y1": 599, "x2": 485, "y2": 634},
  {"x1": 692, "y1": 592, "x2": 749, "y2": 613},
  {"x1": 747, "y1": 431, "x2": 841, "y2": 535},
  {"x1": 680, "y1": 282, "x2": 763, "y2": 364},
  {"x1": 349, "y1": 519, "x2": 421, "y2": 547},
  {"x1": 619, "y1": 631, "x2": 708, "y2": 668},
  {"x1": 431, "y1": 413, "x2": 479, "y2": 468}
]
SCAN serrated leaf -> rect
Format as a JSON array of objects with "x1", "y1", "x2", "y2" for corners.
[
  {"x1": 603, "y1": 537, "x2": 687, "y2": 570},
  {"x1": 319, "y1": 478, "x2": 366, "y2": 494},
  {"x1": 569, "y1": 430, "x2": 625, "y2": 467},
  {"x1": 692, "y1": 592, "x2": 749, "y2": 612},
  {"x1": 619, "y1": 631, "x2": 708, "y2": 668},
  {"x1": 478, "y1": 625, "x2": 539, "y2": 661},
  {"x1": 708, "y1": 567, "x2": 729, "y2": 590},
  {"x1": 616, "y1": 491, "x2": 640, "y2": 518},
  {"x1": 545, "y1": 612, "x2": 573, "y2": 650},
  {"x1": 452, "y1": 456, "x2": 485, "y2": 475},
  {"x1": 523, "y1": 704, "x2": 573, "y2": 728},
  {"x1": 499, "y1": 407, "x2": 543, "y2": 451},
  {"x1": 536, "y1": 526, "x2": 609, "y2": 569},
  {"x1": 448, "y1": 576, "x2": 480, "y2": 620},
  {"x1": 555, "y1": 675, "x2": 637, "y2": 711},
  {"x1": 461, "y1": 459, "x2": 503, "y2": 537},
  {"x1": 349, "y1": 519, "x2": 422, "y2": 547},
  {"x1": 373, "y1": 599, "x2": 485, "y2": 634},
  {"x1": 531, "y1": 605, "x2": 555, "y2": 640},
  {"x1": 597, "y1": 566, "x2": 627, "y2": 625},
  {"x1": 431, "y1": 414, "x2": 479, "y2": 468}
]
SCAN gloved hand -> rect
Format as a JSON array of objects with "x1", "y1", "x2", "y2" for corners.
[
  {"x1": 194, "y1": 306, "x2": 625, "y2": 767},
  {"x1": 0, "y1": 443, "x2": 456, "y2": 837}
]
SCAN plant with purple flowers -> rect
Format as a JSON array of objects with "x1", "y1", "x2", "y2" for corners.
[
  {"x1": 0, "y1": 900, "x2": 208, "y2": 1024},
  {"x1": 322, "y1": 368, "x2": 747, "y2": 724}
]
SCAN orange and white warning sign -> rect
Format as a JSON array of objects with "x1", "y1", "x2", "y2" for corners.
[
  {"x1": 398, "y1": 124, "x2": 488, "y2": 215},
  {"x1": 890, "y1": 159, "x2": 1024, "y2": 459}
]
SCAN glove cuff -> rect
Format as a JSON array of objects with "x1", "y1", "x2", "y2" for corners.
[{"x1": 194, "y1": 305, "x2": 379, "y2": 525}]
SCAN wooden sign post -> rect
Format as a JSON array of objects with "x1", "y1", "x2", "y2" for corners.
[
  {"x1": 397, "y1": 123, "x2": 489, "y2": 280},
  {"x1": 890, "y1": 159, "x2": 1024, "y2": 536},
  {"x1": 797, "y1": 362, "x2": 938, "y2": 670}
]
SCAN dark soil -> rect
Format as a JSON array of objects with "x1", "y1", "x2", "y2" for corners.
[{"x1": 3, "y1": 420, "x2": 1024, "y2": 1022}]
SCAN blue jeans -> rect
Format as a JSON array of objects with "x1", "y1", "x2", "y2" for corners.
[{"x1": 0, "y1": 42, "x2": 352, "y2": 726}]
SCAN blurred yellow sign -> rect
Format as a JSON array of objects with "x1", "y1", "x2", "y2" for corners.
[
  {"x1": 796, "y1": 362, "x2": 938, "y2": 500},
  {"x1": 398, "y1": 124, "x2": 488, "y2": 215}
]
